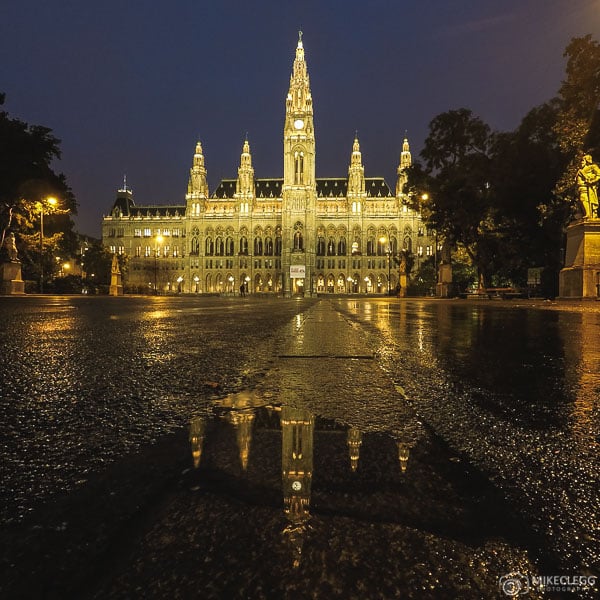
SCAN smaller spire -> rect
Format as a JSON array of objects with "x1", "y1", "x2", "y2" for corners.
[{"x1": 123, "y1": 174, "x2": 127, "y2": 191}]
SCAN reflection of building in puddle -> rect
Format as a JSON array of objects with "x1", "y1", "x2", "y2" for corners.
[
  {"x1": 189, "y1": 416, "x2": 206, "y2": 468},
  {"x1": 347, "y1": 427, "x2": 362, "y2": 472},
  {"x1": 215, "y1": 391, "x2": 264, "y2": 470},
  {"x1": 281, "y1": 406, "x2": 314, "y2": 568},
  {"x1": 229, "y1": 410, "x2": 255, "y2": 470},
  {"x1": 397, "y1": 443, "x2": 410, "y2": 473},
  {"x1": 188, "y1": 399, "x2": 421, "y2": 567}
]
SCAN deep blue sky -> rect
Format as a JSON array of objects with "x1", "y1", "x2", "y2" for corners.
[{"x1": 1, "y1": 0, "x2": 598, "y2": 237}]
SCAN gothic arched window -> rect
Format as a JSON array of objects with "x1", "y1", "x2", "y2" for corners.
[
  {"x1": 294, "y1": 150, "x2": 305, "y2": 185},
  {"x1": 327, "y1": 238, "x2": 336, "y2": 256},
  {"x1": 316, "y1": 237, "x2": 326, "y2": 256},
  {"x1": 264, "y1": 237, "x2": 273, "y2": 256},
  {"x1": 366, "y1": 236, "x2": 376, "y2": 256}
]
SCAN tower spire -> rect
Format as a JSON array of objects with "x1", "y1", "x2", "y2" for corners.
[
  {"x1": 236, "y1": 138, "x2": 254, "y2": 196},
  {"x1": 186, "y1": 140, "x2": 209, "y2": 215},
  {"x1": 396, "y1": 135, "x2": 412, "y2": 196}
]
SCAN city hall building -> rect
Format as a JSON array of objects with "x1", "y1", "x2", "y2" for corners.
[{"x1": 102, "y1": 34, "x2": 435, "y2": 296}]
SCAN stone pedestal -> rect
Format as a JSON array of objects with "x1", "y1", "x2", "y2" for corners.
[
  {"x1": 1, "y1": 261, "x2": 25, "y2": 295},
  {"x1": 398, "y1": 273, "x2": 407, "y2": 297},
  {"x1": 559, "y1": 220, "x2": 600, "y2": 299},
  {"x1": 109, "y1": 275, "x2": 123, "y2": 296},
  {"x1": 436, "y1": 263, "x2": 453, "y2": 298},
  {"x1": 109, "y1": 255, "x2": 124, "y2": 296}
]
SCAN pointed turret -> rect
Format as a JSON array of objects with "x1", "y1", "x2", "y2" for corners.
[
  {"x1": 188, "y1": 141, "x2": 209, "y2": 196},
  {"x1": 186, "y1": 141, "x2": 209, "y2": 217},
  {"x1": 236, "y1": 138, "x2": 255, "y2": 196},
  {"x1": 396, "y1": 136, "x2": 412, "y2": 196},
  {"x1": 348, "y1": 136, "x2": 365, "y2": 195}
]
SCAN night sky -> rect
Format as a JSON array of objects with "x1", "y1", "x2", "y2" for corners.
[{"x1": 2, "y1": 0, "x2": 598, "y2": 237}]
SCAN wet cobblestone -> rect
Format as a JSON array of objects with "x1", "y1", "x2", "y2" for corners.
[{"x1": 1, "y1": 295, "x2": 598, "y2": 598}]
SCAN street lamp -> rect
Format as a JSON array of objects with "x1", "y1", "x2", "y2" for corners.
[
  {"x1": 39, "y1": 197, "x2": 57, "y2": 293},
  {"x1": 154, "y1": 234, "x2": 163, "y2": 294}
]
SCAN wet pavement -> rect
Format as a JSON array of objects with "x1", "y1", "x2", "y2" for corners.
[{"x1": 0, "y1": 295, "x2": 599, "y2": 598}]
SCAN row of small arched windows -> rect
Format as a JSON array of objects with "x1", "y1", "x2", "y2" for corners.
[
  {"x1": 190, "y1": 236, "x2": 284, "y2": 256},
  {"x1": 189, "y1": 234, "x2": 411, "y2": 256}
]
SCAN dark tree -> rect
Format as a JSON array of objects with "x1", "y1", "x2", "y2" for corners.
[
  {"x1": 406, "y1": 108, "x2": 495, "y2": 288},
  {"x1": 0, "y1": 93, "x2": 77, "y2": 282},
  {"x1": 554, "y1": 35, "x2": 600, "y2": 200},
  {"x1": 490, "y1": 101, "x2": 569, "y2": 295}
]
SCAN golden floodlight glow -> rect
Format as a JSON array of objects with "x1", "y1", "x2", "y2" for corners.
[
  {"x1": 155, "y1": 234, "x2": 164, "y2": 244},
  {"x1": 47, "y1": 196, "x2": 58, "y2": 206},
  {"x1": 421, "y1": 193, "x2": 429, "y2": 201}
]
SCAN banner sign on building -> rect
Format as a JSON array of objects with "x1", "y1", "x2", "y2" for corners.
[{"x1": 290, "y1": 265, "x2": 306, "y2": 278}]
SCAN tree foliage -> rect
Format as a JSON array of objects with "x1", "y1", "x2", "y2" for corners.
[
  {"x1": 405, "y1": 34, "x2": 599, "y2": 296},
  {"x1": 405, "y1": 108, "x2": 496, "y2": 287},
  {"x1": 0, "y1": 93, "x2": 77, "y2": 281},
  {"x1": 554, "y1": 35, "x2": 600, "y2": 198}
]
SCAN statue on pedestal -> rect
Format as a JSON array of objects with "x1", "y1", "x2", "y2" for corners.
[
  {"x1": 3, "y1": 232, "x2": 18, "y2": 261},
  {"x1": 0, "y1": 228, "x2": 25, "y2": 295},
  {"x1": 109, "y1": 254, "x2": 124, "y2": 296},
  {"x1": 576, "y1": 154, "x2": 600, "y2": 219}
]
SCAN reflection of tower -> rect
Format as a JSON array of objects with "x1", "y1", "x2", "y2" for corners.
[
  {"x1": 347, "y1": 427, "x2": 362, "y2": 472},
  {"x1": 281, "y1": 406, "x2": 314, "y2": 521},
  {"x1": 229, "y1": 409, "x2": 255, "y2": 471},
  {"x1": 281, "y1": 406, "x2": 314, "y2": 567},
  {"x1": 189, "y1": 416, "x2": 206, "y2": 468},
  {"x1": 397, "y1": 442, "x2": 410, "y2": 473}
]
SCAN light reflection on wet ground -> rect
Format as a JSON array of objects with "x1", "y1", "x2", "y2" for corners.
[
  {"x1": 1, "y1": 296, "x2": 599, "y2": 597},
  {"x1": 333, "y1": 298, "x2": 600, "y2": 578}
]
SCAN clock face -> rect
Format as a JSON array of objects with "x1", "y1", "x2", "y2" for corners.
[
  {"x1": 293, "y1": 119, "x2": 304, "y2": 130},
  {"x1": 292, "y1": 481, "x2": 302, "y2": 491}
]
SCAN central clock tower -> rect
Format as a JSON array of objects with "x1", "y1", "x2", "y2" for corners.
[{"x1": 282, "y1": 32, "x2": 317, "y2": 296}]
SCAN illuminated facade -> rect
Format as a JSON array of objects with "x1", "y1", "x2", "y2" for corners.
[{"x1": 102, "y1": 34, "x2": 435, "y2": 296}]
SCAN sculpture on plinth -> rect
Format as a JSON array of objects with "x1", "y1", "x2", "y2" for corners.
[
  {"x1": 0, "y1": 231, "x2": 25, "y2": 295},
  {"x1": 559, "y1": 153, "x2": 600, "y2": 298},
  {"x1": 576, "y1": 154, "x2": 600, "y2": 219},
  {"x1": 109, "y1": 254, "x2": 124, "y2": 296},
  {"x1": 3, "y1": 232, "x2": 18, "y2": 261}
]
